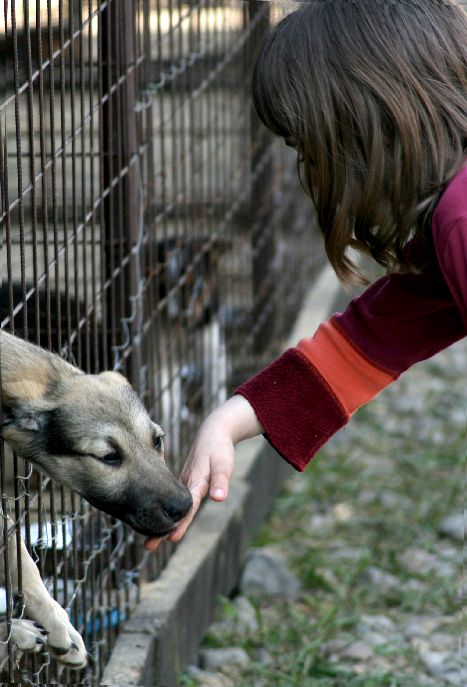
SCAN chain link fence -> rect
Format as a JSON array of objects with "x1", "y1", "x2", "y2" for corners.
[{"x1": 0, "y1": 1, "x2": 323, "y2": 683}]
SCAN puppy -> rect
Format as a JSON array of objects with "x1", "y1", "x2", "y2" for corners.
[{"x1": 0, "y1": 330, "x2": 192, "y2": 668}]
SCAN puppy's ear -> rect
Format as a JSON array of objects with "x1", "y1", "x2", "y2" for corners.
[
  {"x1": 2, "y1": 379, "x2": 49, "y2": 405},
  {"x1": 98, "y1": 371, "x2": 132, "y2": 387},
  {"x1": 0, "y1": 331, "x2": 80, "y2": 405}
]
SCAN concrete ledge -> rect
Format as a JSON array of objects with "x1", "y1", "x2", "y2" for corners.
[{"x1": 101, "y1": 266, "x2": 342, "y2": 687}]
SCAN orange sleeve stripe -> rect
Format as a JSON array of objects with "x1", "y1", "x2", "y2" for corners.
[{"x1": 297, "y1": 320, "x2": 396, "y2": 415}]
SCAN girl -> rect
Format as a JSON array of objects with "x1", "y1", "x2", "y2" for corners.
[{"x1": 145, "y1": 0, "x2": 467, "y2": 551}]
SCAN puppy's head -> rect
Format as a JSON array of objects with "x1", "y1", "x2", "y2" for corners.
[{"x1": 2, "y1": 363, "x2": 192, "y2": 538}]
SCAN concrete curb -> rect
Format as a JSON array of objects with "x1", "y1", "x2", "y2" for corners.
[{"x1": 100, "y1": 265, "x2": 342, "y2": 687}]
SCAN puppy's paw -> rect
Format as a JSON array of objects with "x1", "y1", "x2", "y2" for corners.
[
  {"x1": 9, "y1": 618, "x2": 48, "y2": 661},
  {"x1": 39, "y1": 603, "x2": 87, "y2": 669},
  {"x1": 48, "y1": 629, "x2": 88, "y2": 668}
]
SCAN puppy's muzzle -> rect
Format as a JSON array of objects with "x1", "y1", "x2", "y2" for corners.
[{"x1": 131, "y1": 487, "x2": 193, "y2": 538}]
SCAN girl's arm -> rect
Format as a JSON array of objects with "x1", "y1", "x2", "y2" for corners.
[{"x1": 236, "y1": 263, "x2": 466, "y2": 472}]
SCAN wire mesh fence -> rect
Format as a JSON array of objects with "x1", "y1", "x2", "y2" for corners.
[{"x1": 1, "y1": 1, "x2": 324, "y2": 683}]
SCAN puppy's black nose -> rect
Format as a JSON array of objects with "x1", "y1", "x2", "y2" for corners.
[{"x1": 162, "y1": 491, "x2": 192, "y2": 522}]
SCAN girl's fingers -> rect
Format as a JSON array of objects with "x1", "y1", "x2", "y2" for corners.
[
  {"x1": 144, "y1": 442, "x2": 235, "y2": 552},
  {"x1": 144, "y1": 474, "x2": 206, "y2": 550},
  {"x1": 168, "y1": 484, "x2": 205, "y2": 542},
  {"x1": 210, "y1": 486, "x2": 227, "y2": 500},
  {"x1": 143, "y1": 510, "x2": 194, "y2": 550},
  {"x1": 209, "y1": 447, "x2": 234, "y2": 501},
  {"x1": 184, "y1": 472, "x2": 210, "y2": 506},
  {"x1": 168, "y1": 467, "x2": 230, "y2": 541},
  {"x1": 143, "y1": 537, "x2": 162, "y2": 551},
  {"x1": 166, "y1": 518, "x2": 191, "y2": 543}
]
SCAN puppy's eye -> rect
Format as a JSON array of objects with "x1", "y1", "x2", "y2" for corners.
[
  {"x1": 101, "y1": 451, "x2": 122, "y2": 467},
  {"x1": 153, "y1": 434, "x2": 164, "y2": 452}
]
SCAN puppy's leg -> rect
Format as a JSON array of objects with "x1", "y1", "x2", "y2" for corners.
[
  {"x1": 0, "y1": 522, "x2": 48, "y2": 667},
  {"x1": 4, "y1": 521, "x2": 87, "y2": 668}
]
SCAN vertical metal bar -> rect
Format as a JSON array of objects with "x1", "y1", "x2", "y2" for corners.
[
  {"x1": 77, "y1": 495, "x2": 87, "y2": 679},
  {"x1": 55, "y1": 9, "x2": 72, "y2": 683},
  {"x1": 79, "y1": 0, "x2": 90, "y2": 371},
  {"x1": 121, "y1": 0, "x2": 141, "y2": 385},
  {"x1": 224, "y1": 0, "x2": 234, "y2": 384},
  {"x1": 97, "y1": 1, "x2": 108, "y2": 373},
  {"x1": 59, "y1": 0, "x2": 72, "y2": 361},
  {"x1": 70, "y1": 0, "x2": 82, "y2": 367},
  {"x1": 154, "y1": 0, "x2": 170, "y2": 576},
  {"x1": 47, "y1": 0, "x2": 62, "y2": 354},
  {"x1": 23, "y1": 0, "x2": 40, "y2": 343},
  {"x1": 88, "y1": 0, "x2": 99, "y2": 373},
  {"x1": 177, "y1": 0, "x2": 188, "y2": 466},
  {"x1": 100, "y1": 0, "x2": 140, "y2": 646},
  {"x1": 59, "y1": 6, "x2": 73, "y2": 676},
  {"x1": 11, "y1": 0, "x2": 26, "y2": 342},
  {"x1": 96, "y1": 4, "x2": 109, "y2": 665},
  {"x1": 0, "y1": 107, "x2": 15, "y2": 682},
  {"x1": 9, "y1": 5, "x2": 26, "y2": 646},
  {"x1": 37, "y1": 0, "x2": 52, "y2": 350},
  {"x1": 203, "y1": 0, "x2": 213, "y2": 422},
  {"x1": 190, "y1": 0, "x2": 203, "y2": 431},
  {"x1": 248, "y1": 0, "x2": 274, "y2": 357},
  {"x1": 114, "y1": 0, "x2": 125, "y2": 379},
  {"x1": 32, "y1": 7, "x2": 55, "y2": 680},
  {"x1": 101, "y1": 0, "x2": 117, "y2": 361},
  {"x1": 167, "y1": 0, "x2": 178, "y2": 471},
  {"x1": 86, "y1": 0, "x2": 104, "y2": 664},
  {"x1": 21, "y1": 4, "x2": 40, "y2": 680},
  {"x1": 141, "y1": 0, "x2": 157, "y2": 434}
]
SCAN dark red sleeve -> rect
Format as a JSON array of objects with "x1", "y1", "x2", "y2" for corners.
[
  {"x1": 435, "y1": 219, "x2": 467, "y2": 329},
  {"x1": 431, "y1": 164, "x2": 467, "y2": 327},
  {"x1": 235, "y1": 348, "x2": 348, "y2": 472},
  {"x1": 332, "y1": 266, "x2": 465, "y2": 374}
]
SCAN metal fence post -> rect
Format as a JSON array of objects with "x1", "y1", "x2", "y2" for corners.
[{"x1": 100, "y1": 0, "x2": 141, "y2": 387}]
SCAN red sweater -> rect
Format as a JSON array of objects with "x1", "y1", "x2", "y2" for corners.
[{"x1": 236, "y1": 164, "x2": 467, "y2": 471}]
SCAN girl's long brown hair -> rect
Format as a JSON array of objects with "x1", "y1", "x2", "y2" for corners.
[{"x1": 252, "y1": 0, "x2": 467, "y2": 282}]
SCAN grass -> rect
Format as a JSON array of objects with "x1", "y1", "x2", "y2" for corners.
[{"x1": 181, "y1": 340, "x2": 466, "y2": 687}]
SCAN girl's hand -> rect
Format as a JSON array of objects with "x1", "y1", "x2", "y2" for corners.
[{"x1": 143, "y1": 395, "x2": 263, "y2": 552}]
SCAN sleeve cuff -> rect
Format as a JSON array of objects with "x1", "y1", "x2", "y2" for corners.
[{"x1": 235, "y1": 348, "x2": 349, "y2": 471}]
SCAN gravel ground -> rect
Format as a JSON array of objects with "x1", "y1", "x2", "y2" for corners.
[{"x1": 182, "y1": 337, "x2": 466, "y2": 687}]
